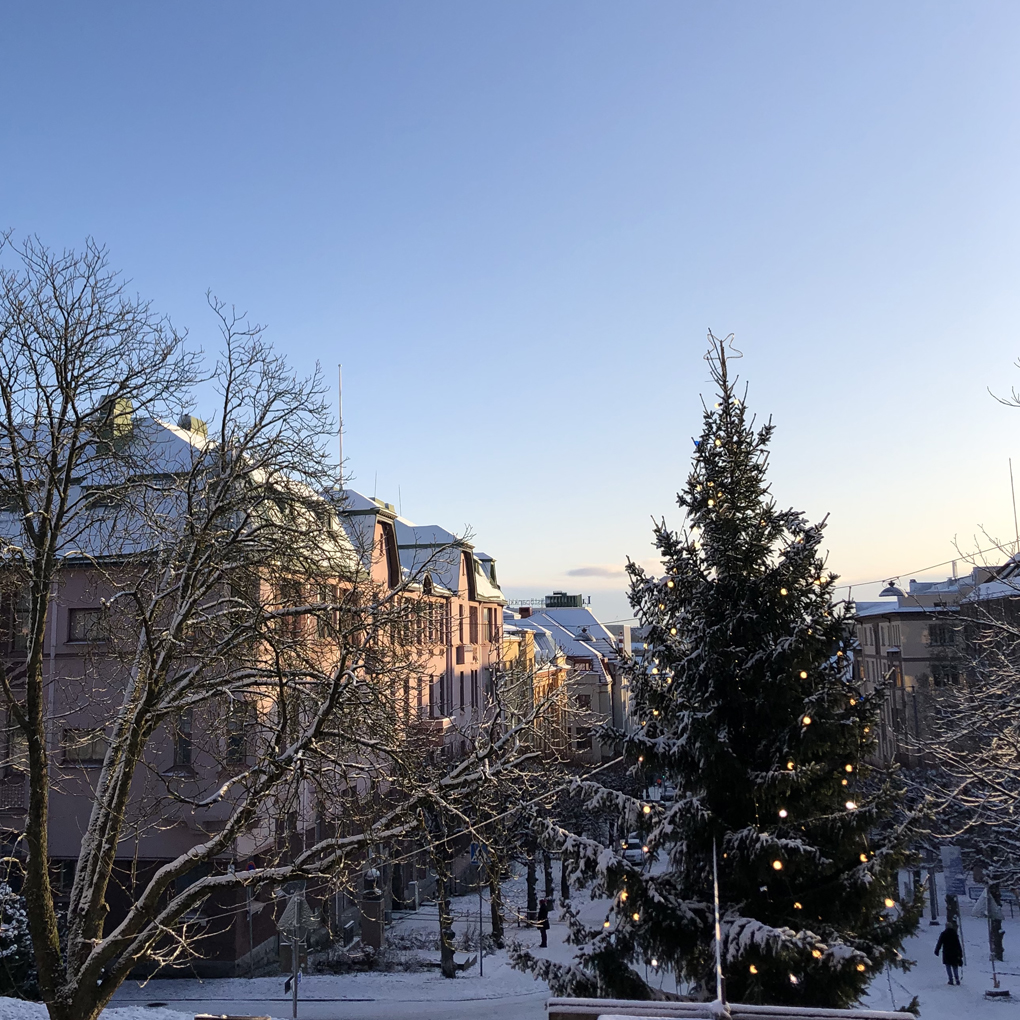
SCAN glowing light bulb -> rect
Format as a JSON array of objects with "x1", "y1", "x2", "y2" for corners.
[
  {"x1": 632, "y1": 912, "x2": 640, "y2": 921},
  {"x1": 778, "y1": 808, "x2": 788, "y2": 818},
  {"x1": 845, "y1": 764, "x2": 853, "y2": 773},
  {"x1": 802, "y1": 716, "x2": 812, "y2": 725},
  {"x1": 845, "y1": 801, "x2": 857, "y2": 811},
  {"x1": 780, "y1": 588, "x2": 788, "y2": 596},
  {"x1": 859, "y1": 853, "x2": 868, "y2": 863},
  {"x1": 856, "y1": 963, "x2": 866, "y2": 973},
  {"x1": 651, "y1": 958, "x2": 658, "y2": 967},
  {"x1": 884, "y1": 898, "x2": 896, "y2": 908},
  {"x1": 793, "y1": 902, "x2": 802, "y2": 910},
  {"x1": 620, "y1": 890, "x2": 628, "y2": 901},
  {"x1": 812, "y1": 949, "x2": 822, "y2": 959},
  {"x1": 707, "y1": 499, "x2": 715, "y2": 507},
  {"x1": 714, "y1": 439, "x2": 722, "y2": 447},
  {"x1": 787, "y1": 761, "x2": 795, "y2": 770},
  {"x1": 863, "y1": 727, "x2": 870, "y2": 733},
  {"x1": 749, "y1": 964, "x2": 758, "y2": 974},
  {"x1": 772, "y1": 860, "x2": 783, "y2": 871},
  {"x1": 658, "y1": 603, "x2": 665, "y2": 610},
  {"x1": 643, "y1": 804, "x2": 651, "y2": 814},
  {"x1": 670, "y1": 627, "x2": 677, "y2": 635},
  {"x1": 642, "y1": 846, "x2": 649, "y2": 853},
  {"x1": 653, "y1": 710, "x2": 659, "y2": 716},
  {"x1": 604, "y1": 920, "x2": 611, "y2": 928},
  {"x1": 849, "y1": 698, "x2": 856, "y2": 705},
  {"x1": 789, "y1": 974, "x2": 799, "y2": 985},
  {"x1": 638, "y1": 756, "x2": 644, "y2": 763},
  {"x1": 667, "y1": 580, "x2": 674, "y2": 588},
  {"x1": 841, "y1": 779, "x2": 848, "y2": 786},
  {"x1": 799, "y1": 671, "x2": 808, "y2": 679}
]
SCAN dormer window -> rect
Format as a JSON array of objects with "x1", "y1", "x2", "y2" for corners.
[{"x1": 379, "y1": 521, "x2": 400, "y2": 588}]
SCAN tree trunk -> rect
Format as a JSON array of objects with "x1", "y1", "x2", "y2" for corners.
[
  {"x1": 438, "y1": 875, "x2": 457, "y2": 979},
  {"x1": 526, "y1": 852, "x2": 537, "y2": 921},
  {"x1": 560, "y1": 855, "x2": 570, "y2": 903},
  {"x1": 488, "y1": 860, "x2": 505, "y2": 948},
  {"x1": 543, "y1": 850, "x2": 554, "y2": 900}
]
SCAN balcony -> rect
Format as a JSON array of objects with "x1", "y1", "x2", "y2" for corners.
[{"x1": 0, "y1": 775, "x2": 26, "y2": 812}]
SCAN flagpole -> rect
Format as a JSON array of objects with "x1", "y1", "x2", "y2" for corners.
[{"x1": 713, "y1": 837, "x2": 725, "y2": 1006}]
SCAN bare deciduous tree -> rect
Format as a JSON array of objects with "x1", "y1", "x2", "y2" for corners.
[{"x1": 0, "y1": 238, "x2": 561, "y2": 1020}]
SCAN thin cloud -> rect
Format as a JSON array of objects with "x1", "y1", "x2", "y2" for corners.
[{"x1": 567, "y1": 565, "x2": 627, "y2": 578}]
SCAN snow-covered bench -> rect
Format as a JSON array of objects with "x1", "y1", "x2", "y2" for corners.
[{"x1": 547, "y1": 997, "x2": 908, "y2": 1020}]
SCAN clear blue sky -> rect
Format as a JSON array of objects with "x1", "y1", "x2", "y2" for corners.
[{"x1": 3, "y1": 2, "x2": 1020, "y2": 621}]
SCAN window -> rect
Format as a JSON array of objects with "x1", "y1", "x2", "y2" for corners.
[
  {"x1": 469, "y1": 607, "x2": 479, "y2": 645},
  {"x1": 879, "y1": 624, "x2": 901, "y2": 649},
  {"x1": 68, "y1": 607, "x2": 108, "y2": 643},
  {"x1": 929, "y1": 623, "x2": 956, "y2": 647},
  {"x1": 459, "y1": 671, "x2": 465, "y2": 711},
  {"x1": 575, "y1": 727, "x2": 592, "y2": 751},
  {"x1": 63, "y1": 727, "x2": 107, "y2": 766},
  {"x1": 471, "y1": 669, "x2": 478, "y2": 709},
  {"x1": 277, "y1": 581, "x2": 304, "y2": 639},
  {"x1": 5, "y1": 724, "x2": 27, "y2": 773},
  {"x1": 317, "y1": 585, "x2": 338, "y2": 639},
  {"x1": 576, "y1": 694, "x2": 592, "y2": 712},
  {"x1": 4, "y1": 595, "x2": 29, "y2": 653},
  {"x1": 174, "y1": 708, "x2": 193, "y2": 768},
  {"x1": 458, "y1": 605, "x2": 464, "y2": 643},
  {"x1": 379, "y1": 522, "x2": 400, "y2": 589},
  {"x1": 225, "y1": 703, "x2": 249, "y2": 767}
]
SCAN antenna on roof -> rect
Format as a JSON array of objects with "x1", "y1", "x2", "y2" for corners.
[
  {"x1": 1011, "y1": 458, "x2": 1019, "y2": 555},
  {"x1": 338, "y1": 363, "x2": 343, "y2": 490}
]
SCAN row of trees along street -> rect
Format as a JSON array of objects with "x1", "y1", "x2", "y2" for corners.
[{"x1": 0, "y1": 237, "x2": 578, "y2": 1020}]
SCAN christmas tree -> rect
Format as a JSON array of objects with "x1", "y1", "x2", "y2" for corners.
[{"x1": 521, "y1": 334, "x2": 918, "y2": 1007}]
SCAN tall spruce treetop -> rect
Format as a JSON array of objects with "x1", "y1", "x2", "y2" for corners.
[{"x1": 524, "y1": 335, "x2": 918, "y2": 1007}]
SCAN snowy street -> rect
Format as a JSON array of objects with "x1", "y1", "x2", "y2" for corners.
[{"x1": 4, "y1": 870, "x2": 1020, "y2": 1020}]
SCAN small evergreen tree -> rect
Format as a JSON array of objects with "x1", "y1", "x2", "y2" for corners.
[
  {"x1": 519, "y1": 334, "x2": 918, "y2": 1007},
  {"x1": 0, "y1": 883, "x2": 37, "y2": 998}
]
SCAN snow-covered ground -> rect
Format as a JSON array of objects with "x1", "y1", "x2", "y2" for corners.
[{"x1": 6, "y1": 868, "x2": 1020, "y2": 1019}]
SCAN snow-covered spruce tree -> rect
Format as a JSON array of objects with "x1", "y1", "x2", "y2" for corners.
[
  {"x1": 0, "y1": 883, "x2": 36, "y2": 998},
  {"x1": 519, "y1": 334, "x2": 919, "y2": 1007}
]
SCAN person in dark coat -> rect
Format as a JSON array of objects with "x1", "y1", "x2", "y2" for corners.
[
  {"x1": 935, "y1": 921, "x2": 963, "y2": 984},
  {"x1": 537, "y1": 898, "x2": 550, "y2": 948}
]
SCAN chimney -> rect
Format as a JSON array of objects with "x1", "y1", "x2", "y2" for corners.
[
  {"x1": 178, "y1": 413, "x2": 208, "y2": 437},
  {"x1": 519, "y1": 607, "x2": 531, "y2": 618}
]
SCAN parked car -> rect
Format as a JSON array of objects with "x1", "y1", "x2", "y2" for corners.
[{"x1": 621, "y1": 834, "x2": 648, "y2": 864}]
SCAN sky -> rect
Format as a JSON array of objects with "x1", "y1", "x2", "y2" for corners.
[{"x1": 2, "y1": 1, "x2": 1020, "y2": 622}]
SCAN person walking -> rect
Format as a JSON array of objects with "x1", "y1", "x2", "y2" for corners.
[
  {"x1": 935, "y1": 920, "x2": 963, "y2": 985},
  {"x1": 537, "y1": 897, "x2": 550, "y2": 948}
]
